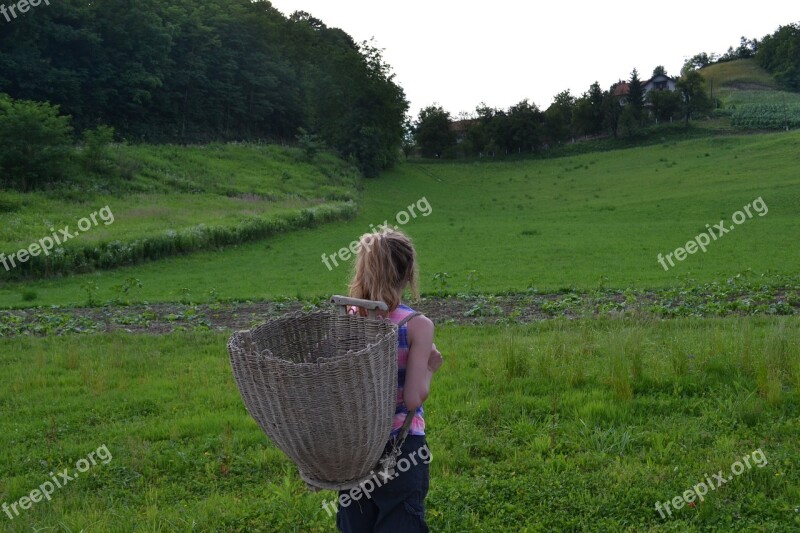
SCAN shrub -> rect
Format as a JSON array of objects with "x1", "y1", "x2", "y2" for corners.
[
  {"x1": 81, "y1": 125, "x2": 116, "y2": 174},
  {"x1": 0, "y1": 94, "x2": 74, "y2": 190},
  {"x1": 0, "y1": 201, "x2": 358, "y2": 280}
]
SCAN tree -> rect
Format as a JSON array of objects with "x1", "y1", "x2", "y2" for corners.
[
  {"x1": 682, "y1": 52, "x2": 716, "y2": 74},
  {"x1": 602, "y1": 84, "x2": 624, "y2": 138},
  {"x1": 0, "y1": 94, "x2": 74, "y2": 190},
  {"x1": 414, "y1": 105, "x2": 454, "y2": 158},
  {"x1": 572, "y1": 81, "x2": 605, "y2": 136},
  {"x1": 627, "y1": 68, "x2": 645, "y2": 127},
  {"x1": 544, "y1": 90, "x2": 575, "y2": 144},
  {"x1": 757, "y1": 23, "x2": 800, "y2": 91},
  {"x1": 646, "y1": 89, "x2": 682, "y2": 123},
  {"x1": 0, "y1": 0, "x2": 409, "y2": 176},
  {"x1": 653, "y1": 65, "x2": 667, "y2": 77},
  {"x1": 506, "y1": 99, "x2": 542, "y2": 153},
  {"x1": 676, "y1": 70, "x2": 712, "y2": 125}
]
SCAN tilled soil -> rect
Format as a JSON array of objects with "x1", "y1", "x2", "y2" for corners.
[{"x1": 2, "y1": 287, "x2": 797, "y2": 337}]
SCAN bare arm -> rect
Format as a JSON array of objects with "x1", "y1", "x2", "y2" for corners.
[{"x1": 403, "y1": 315, "x2": 437, "y2": 412}]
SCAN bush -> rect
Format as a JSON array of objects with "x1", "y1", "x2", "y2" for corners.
[
  {"x1": 0, "y1": 94, "x2": 74, "y2": 190},
  {"x1": 295, "y1": 128, "x2": 325, "y2": 161},
  {"x1": 0, "y1": 201, "x2": 358, "y2": 280},
  {"x1": 81, "y1": 125, "x2": 116, "y2": 174}
]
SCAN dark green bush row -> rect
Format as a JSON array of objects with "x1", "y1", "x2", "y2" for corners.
[{"x1": 1, "y1": 202, "x2": 356, "y2": 280}]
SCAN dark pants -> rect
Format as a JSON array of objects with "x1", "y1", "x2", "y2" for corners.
[{"x1": 336, "y1": 435, "x2": 430, "y2": 533}]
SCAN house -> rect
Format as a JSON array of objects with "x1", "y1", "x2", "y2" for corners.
[
  {"x1": 643, "y1": 74, "x2": 677, "y2": 94},
  {"x1": 450, "y1": 119, "x2": 479, "y2": 144},
  {"x1": 613, "y1": 81, "x2": 630, "y2": 105}
]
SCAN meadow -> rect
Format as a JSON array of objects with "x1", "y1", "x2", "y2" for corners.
[
  {"x1": 1, "y1": 131, "x2": 799, "y2": 308},
  {"x1": 1, "y1": 318, "x2": 798, "y2": 531},
  {"x1": 1, "y1": 124, "x2": 799, "y2": 531}
]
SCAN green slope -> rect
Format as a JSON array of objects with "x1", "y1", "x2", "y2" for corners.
[
  {"x1": 700, "y1": 59, "x2": 800, "y2": 129},
  {"x1": 0, "y1": 144, "x2": 360, "y2": 279},
  {"x1": 1, "y1": 132, "x2": 798, "y2": 308}
]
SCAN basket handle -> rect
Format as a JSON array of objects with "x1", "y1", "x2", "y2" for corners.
[{"x1": 330, "y1": 295, "x2": 388, "y2": 320}]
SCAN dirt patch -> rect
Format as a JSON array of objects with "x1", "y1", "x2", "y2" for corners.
[
  {"x1": 724, "y1": 82, "x2": 775, "y2": 91},
  {"x1": 1, "y1": 284, "x2": 797, "y2": 337}
]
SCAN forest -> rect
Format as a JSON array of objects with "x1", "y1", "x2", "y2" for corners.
[{"x1": 0, "y1": 0, "x2": 407, "y2": 177}]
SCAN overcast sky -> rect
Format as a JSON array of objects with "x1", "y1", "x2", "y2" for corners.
[{"x1": 269, "y1": 0, "x2": 797, "y2": 118}]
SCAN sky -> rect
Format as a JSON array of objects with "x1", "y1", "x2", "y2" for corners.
[{"x1": 268, "y1": 0, "x2": 797, "y2": 118}]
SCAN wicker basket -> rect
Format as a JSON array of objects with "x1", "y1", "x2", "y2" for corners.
[{"x1": 228, "y1": 299, "x2": 400, "y2": 490}]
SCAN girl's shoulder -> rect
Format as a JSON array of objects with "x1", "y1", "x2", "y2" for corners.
[
  {"x1": 390, "y1": 303, "x2": 417, "y2": 321},
  {"x1": 392, "y1": 304, "x2": 433, "y2": 331}
]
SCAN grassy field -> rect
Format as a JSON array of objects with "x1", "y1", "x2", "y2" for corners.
[
  {"x1": 1, "y1": 318, "x2": 798, "y2": 531},
  {"x1": 0, "y1": 144, "x2": 360, "y2": 279},
  {"x1": 1, "y1": 131, "x2": 798, "y2": 308},
  {"x1": 1, "y1": 107, "x2": 799, "y2": 531}
]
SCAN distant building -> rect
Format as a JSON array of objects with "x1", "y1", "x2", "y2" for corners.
[
  {"x1": 450, "y1": 119, "x2": 479, "y2": 143},
  {"x1": 643, "y1": 74, "x2": 678, "y2": 94},
  {"x1": 613, "y1": 81, "x2": 630, "y2": 105}
]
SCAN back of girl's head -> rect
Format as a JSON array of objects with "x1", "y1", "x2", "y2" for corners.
[{"x1": 349, "y1": 229, "x2": 418, "y2": 313}]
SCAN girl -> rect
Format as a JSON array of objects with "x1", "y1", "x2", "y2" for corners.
[{"x1": 337, "y1": 229, "x2": 442, "y2": 533}]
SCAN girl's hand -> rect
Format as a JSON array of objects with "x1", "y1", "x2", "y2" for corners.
[{"x1": 428, "y1": 343, "x2": 443, "y2": 372}]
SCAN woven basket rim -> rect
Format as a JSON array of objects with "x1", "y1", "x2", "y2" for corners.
[
  {"x1": 240, "y1": 308, "x2": 397, "y2": 329},
  {"x1": 230, "y1": 308, "x2": 399, "y2": 367}
]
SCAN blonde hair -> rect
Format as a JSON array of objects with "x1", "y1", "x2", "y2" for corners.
[{"x1": 349, "y1": 229, "x2": 419, "y2": 315}]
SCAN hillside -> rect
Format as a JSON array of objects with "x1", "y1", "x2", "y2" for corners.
[
  {"x1": 0, "y1": 144, "x2": 360, "y2": 280},
  {"x1": 2, "y1": 131, "x2": 798, "y2": 308},
  {"x1": 700, "y1": 59, "x2": 800, "y2": 129}
]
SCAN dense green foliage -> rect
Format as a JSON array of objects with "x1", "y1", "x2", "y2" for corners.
[
  {"x1": 0, "y1": 319, "x2": 797, "y2": 530},
  {"x1": 0, "y1": 94, "x2": 73, "y2": 190},
  {"x1": 677, "y1": 71, "x2": 713, "y2": 125},
  {"x1": 413, "y1": 106, "x2": 455, "y2": 158},
  {"x1": 414, "y1": 68, "x2": 712, "y2": 158},
  {"x1": 756, "y1": 23, "x2": 800, "y2": 91},
  {"x1": 0, "y1": 0, "x2": 407, "y2": 176}
]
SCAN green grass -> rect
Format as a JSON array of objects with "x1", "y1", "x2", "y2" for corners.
[
  {"x1": 0, "y1": 144, "x2": 360, "y2": 272},
  {"x1": 0, "y1": 318, "x2": 797, "y2": 531},
  {"x1": 2, "y1": 131, "x2": 799, "y2": 308},
  {"x1": 700, "y1": 59, "x2": 779, "y2": 91}
]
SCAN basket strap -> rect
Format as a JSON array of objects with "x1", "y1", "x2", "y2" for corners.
[
  {"x1": 330, "y1": 295, "x2": 388, "y2": 319},
  {"x1": 395, "y1": 311, "x2": 421, "y2": 443},
  {"x1": 396, "y1": 411, "x2": 415, "y2": 441},
  {"x1": 396, "y1": 311, "x2": 420, "y2": 328}
]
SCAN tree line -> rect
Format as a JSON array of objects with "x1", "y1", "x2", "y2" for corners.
[
  {"x1": 414, "y1": 66, "x2": 712, "y2": 159},
  {"x1": 0, "y1": 0, "x2": 408, "y2": 183}
]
